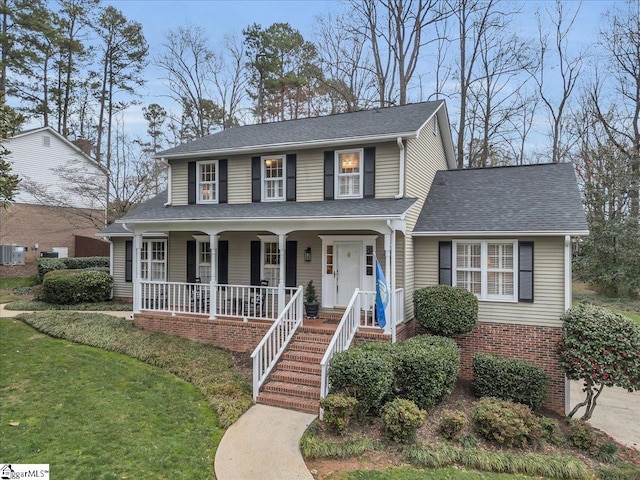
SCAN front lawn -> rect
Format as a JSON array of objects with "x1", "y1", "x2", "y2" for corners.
[
  {"x1": 3, "y1": 299, "x2": 132, "y2": 311},
  {"x1": 0, "y1": 317, "x2": 221, "y2": 478}
]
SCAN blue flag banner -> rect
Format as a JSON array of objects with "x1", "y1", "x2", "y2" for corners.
[{"x1": 375, "y1": 259, "x2": 389, "y2": 329}]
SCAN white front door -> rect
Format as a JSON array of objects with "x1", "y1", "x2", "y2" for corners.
[{"x1": 335, "y1": 242, "x2": 362, "y2": 306}]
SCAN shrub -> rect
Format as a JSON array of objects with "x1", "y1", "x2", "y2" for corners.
[
  {"x1": 393, "y1": 335, "x2": 460, "y2": 409},
  {"x1": 37, "y1": 258, "x2": 67, "y2": 282},
  {"x1": 381, "y1": 398, "x2": 426, "y2": 443},
  {"x1": 413, "y1": 285, "x2": 478, "y2": 336},
  {"x1": 438, "y1": 410, "x2": 467, "y2": 440},
  {"x1": 471, "y1": 397, "x2": 542, "y2": 448},
  {"x1": 472, "y1": 353, "x2": 548, "y2": 410},
  {"x1": 595, "y1": 441, "x2": 619, "y2": 463},
  {"x1": 539, "y1": 417, "x2": 565, "y2": 446},
  {"x1": 328, "y1": 342, "x2": 395, "y2": 417},
  {"x1": 598, "y1": 466, "x2": 640, "y2": 480},
  {"x1": 42, "y1": 270, "x2": 113, "y2": 304},
  {"x1": 62, "y1": 256, "x2": 109, "y2": 270},
  {"x1": 568, "y1": 420, "x2": 596, "y2": 450},
  {"x1": 559, "y1": 304, "x2": 640, "y2": 420},
  {"x1": 320, "y1": 394, "x2": 358, "y2": 435}
]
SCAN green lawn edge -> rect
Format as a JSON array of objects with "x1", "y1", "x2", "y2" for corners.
[{"x1": 15, "y1": 311, "x2": 253, "y2": 428}]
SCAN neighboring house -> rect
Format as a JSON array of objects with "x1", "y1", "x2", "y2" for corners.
[
  {"x1": 98, "y1": 102, "x2": 588, "y2": 415},
  {"x1": 1, "y1": 126, "x2": 107, "y2": 262}
]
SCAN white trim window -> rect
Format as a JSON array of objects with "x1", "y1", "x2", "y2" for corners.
[
  {"x1": 197, "y1": 160, "x2": 218, "y2": 203},
  {"x1": 262, "y1": 155, "x2": 285, "y2": 201},
  {"x1": 197, "y1": 241, "x2": 212, "y2": 283},
  {"x1": 140, "y1": 240, "x2": 167, "y2": 281},
  {"x1": 335, "y1": 148, "x2": 363, "y2": 199},
  {"x1": 453, "y1": 240, "x2": 517, "y2": 302},
  {"x1": 262, "y1": 238, "x2": 280, "y2": 287}
]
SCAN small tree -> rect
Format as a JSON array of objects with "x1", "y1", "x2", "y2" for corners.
[{"x1": 559, "y1": 304, "x2": 640, "y2": 420}]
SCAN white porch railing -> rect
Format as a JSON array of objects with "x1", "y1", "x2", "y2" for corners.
[
  {"x1": 320, "y1": 288, "x2": 362, "y2": 400},
  {"x1": 139, "y1": 281, "x2": 295, "y2": 319},
  {"x1": 250, "y1": 286, "x2": 304, "y2": 399}
]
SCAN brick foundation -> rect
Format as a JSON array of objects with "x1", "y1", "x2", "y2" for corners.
[{"x1": 413, "y1": 319, "x2": 565, "y2": 415}]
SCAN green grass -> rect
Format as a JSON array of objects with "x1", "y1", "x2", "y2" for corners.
[
  {"x1": 17, "y1": 311, "x2": 253, "y2": 428},
  {"x1": 0, "y1": 275, "x2": 38, "y2": 289},
  {"x1": 325, "y1": 467, "x2": 540, "y2": 480},
  {"x1": 4, "y1": 300, "x2": 133, "y2": 311},
  {"x1": 573, "y1": 283, "x2": 640, "y2": 324},
  {"x1": 0, "y1": 317, "x2": 222, "y2": 479}
]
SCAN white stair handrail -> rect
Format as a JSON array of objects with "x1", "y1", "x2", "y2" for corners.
[
  {"x1": 319, "y1": 288, "x2": 362, "y2": 400},
  {"x1": 250, "y1": 285, "x2": 304, "y2": 400}
]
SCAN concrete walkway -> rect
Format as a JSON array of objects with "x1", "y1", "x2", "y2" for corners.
[
  {"x1": 215, "y1": 404, "x2": 316, "y2": 480},
  {"x1": 570, "y1": 381, "x2": 640, "y2": 450},
  {"x1": 0, "y1": 303, "x2": 133, "y2": 319}
]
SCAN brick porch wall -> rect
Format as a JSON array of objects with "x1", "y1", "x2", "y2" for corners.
[{"x1": 413, "y1": 319, "x2": 565, "y2": 415}]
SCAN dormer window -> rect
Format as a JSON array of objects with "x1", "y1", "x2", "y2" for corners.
[
  {"x1": 262, "y1": 155, "x2": 285, "y2": 201},
  {"x1": 335, "y1": 149, "x2": 363, "y2": 199},
  {"x1": 197, "y1": 160, "x2": 218, "y2": 203}
]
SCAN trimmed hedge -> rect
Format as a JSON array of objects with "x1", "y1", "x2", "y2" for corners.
[
  {"x1": 42, "y1": 269, "x2": 113, "y2": 304},
  {"x1": 328, "y1": 342, "x2": 395, "y2": 416},
  {"x1": 414, "y1": 285, "x2": 478, "y2": 336},
  {"x1": 472, "y1": 353, "x2": 548, "y2": 410},
  {"x1": 37, "y1": 256, "x2": 110, "y2": 282},
  {"x1": 471, "y1": 397, "x2": 542, "y2": 448},
  {"x1": 393, "y1": 335, "x2": 460, "y2": 410}
]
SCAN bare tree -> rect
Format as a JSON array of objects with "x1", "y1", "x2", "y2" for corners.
[
  {"x1": 349, "y1": 0, "x2": 450, "y2": 107},
  {"x1": 212, "y1": 34, "x2": 247, "y2": 128},
  {"x1": 588, "y1": 0, "x2": 640, "y2": 220},
  {"x1": 530, "y1": 0, "x2": 584, "y2": 164}
]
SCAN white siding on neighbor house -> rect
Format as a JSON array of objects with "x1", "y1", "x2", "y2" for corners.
[
  {"x1": 112, "y1": 238, "x2": 132, "y2": 299},
  {"x1": 414, "y1": 236, "x2": 566, "y2": 327},
  {"x1": 7, "y1": 129, "x2": 105, "y2": 209}
]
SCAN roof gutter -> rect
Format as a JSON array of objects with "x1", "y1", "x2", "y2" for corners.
[
  {"x1": 395, "y1": 137, "x2": 405, "y2": 199},
  {"x1": 155, "y1": 132, "x2": 418, "y2": 160}
]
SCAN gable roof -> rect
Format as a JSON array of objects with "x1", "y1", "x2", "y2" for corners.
[
  {"x1": 158, "y1": 101, "x2": 454, "y2": 166},
  {"x1": 414, "y1": 163, "x2": 589, "y2": 236},
  {"x1": 9, "y1": 126, "x2": 106, "y2": 173}
]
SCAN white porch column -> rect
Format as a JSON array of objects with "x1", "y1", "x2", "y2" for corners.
[
  {"x1": 390, "y1": 229, "x2": 397, "y2": 343},
  {"x1": 209, "y1": 234, "x2": 219, "y2": 320},
  {"x1": 384, "y1": 232, "x2": 392, "y2": 335},
  {"x1": 133, "y1": 233, "x2": 142, "y2": 313},
  {"x1": 278, "y1": 234, "x2": 286, "y2": 313}
]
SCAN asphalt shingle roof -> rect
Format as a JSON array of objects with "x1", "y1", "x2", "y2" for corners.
[
  {"x1": 415, "y1": 163, "x2": 589, "y2": 234},
  {"x1": 158, "y1": 101, "x2": 442, "y2": 157},
  {"x1": 98, "y1": 192, "x2": 417, "y2": 234}
]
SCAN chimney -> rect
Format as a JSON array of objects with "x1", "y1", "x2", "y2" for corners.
[{"x1": 72, "y1": 138, "x2": 93, "y2": 156}]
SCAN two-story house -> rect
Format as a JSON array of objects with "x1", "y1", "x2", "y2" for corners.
[
  {"x1": 2, "y1": 126, "x2": 107, "y2": 263},
  {"x1": 99, "y1": 101, "x2": 588, "y2": 415}
]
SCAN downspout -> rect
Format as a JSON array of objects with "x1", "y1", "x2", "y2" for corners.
[
  {"x1": 564, "y1": 234, "x2": 572, "y2": 415},
  {"x1": 160, "y1": 158, "x2": 172, "y2": 206},
  {"x1": 395, "y1": 137, "x2": 405, "y2": 199}
]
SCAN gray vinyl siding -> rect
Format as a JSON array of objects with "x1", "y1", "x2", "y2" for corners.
[
  {"x1": 228, "y1": 157, "x2": 252, "y2": 203},
  {"x1": 296, "y1": 150, "x2": 324, "y2": 202},
  {"x1": 170, "y1": 159, "x2": 188, "y2": 205},
  {"x1": 414, "y1": 236, "x2": 566, "y2": 327},
  {"x1": 112, "y1": 238, "x2": 132, "y2": 299},
  {"x1": 168, "y1": 231, "x2": 191, "y2": 282},
  {"x1": 374, "y1": 142, "x2": 400, "y2": 198}
]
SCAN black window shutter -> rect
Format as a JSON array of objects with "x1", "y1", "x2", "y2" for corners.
[
  {"x1": 324, "y1": 151, "x2": 334, "y2": 200},
  {"x1": 518, "y1": 242, "x2": 534, "y2": 302},
  {"x1": 285, "y1": 240, "x2": 297, "y2": 287},
  {"x1": 252, "y1": 156, "x2": 261, "y2": 202},
  {"x1": 438, "y1": 241, "x2": 452, "y2": 286},
  {"x1": 219, "y1": 159, "x2": 228, "y2": 203},
  {"x1": 250, "y1": 240, "x2": 261, "y2": 285},
  {"x1": 363, "y1": 146, "x2": 375, "y2": 198},
  {"x1": 125, "y1": 240, "x2": 133, "y2": 282},
  {"x1": 217, "y1": 240, "x2": 229, "y2": 284},
  {"x1": 286, "y1": 154, "x2": 296, "y2": 201},
  {"x1": 188, "y1": 161, "x2": 196, "y2": 204},
  {"x1": 186, "y1": 240, "x2": 197, "y2": 283}
]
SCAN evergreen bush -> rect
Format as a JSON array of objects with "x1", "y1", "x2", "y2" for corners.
[
  {"x1": 413, "y1": 285, "x2": 478, "y2": 336},
  {"x1": 42, "y1": 270, "x2": 113, "y2": 304},
  {"x1": 471, "y1": 397, "x2": 542, "y2": 448},
  {"x1": 320, "y1": 394, "x2": 358, "y2": 435},
  {"x1": 381, "y1": 398, "x2": 426, "y2": 443}
]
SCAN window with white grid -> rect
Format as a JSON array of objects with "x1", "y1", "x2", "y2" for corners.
[
  {"x1": 198, "y1": 241, "x2": 211, "y2": 283},
  {"x1": 335, "y1": 149, "x2": 363, "y2": 199},
  {"x1": 140, "y1": 240, "x2": 167, "y2": 281},
  {"x1": 262, "y1": 155, "x2": 284, "y2": 201},
  {"x1": 453, "y1": 240, "x2": 517, "y2": 302},
  {"x1": 197, "y1": 160, "x2": 218, "y2": 203},
  {"x1": 263, "y1": 241, "x2": 279, "y2": 287}
]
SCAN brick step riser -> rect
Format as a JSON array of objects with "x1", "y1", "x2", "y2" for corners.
[
  {"x1": 278, "y1": 361, "x2": 321, "y2": 375},
  {"x1": 288, "y1": 342, "x2": 327, "y2": 354},
  {"x1": 270, "y1": 371, "x2": 321, "y2": 387},
  {"x1": 281, "y1": 351, "x2": 324, "y2": 363},
  {"x1": 293, "y1": 333, "x2": 334, "y2": 345},
  {"x1": 262, "y1": 381, "x2": 320, "y2": 399},
  {"x1": 257, "y1": 393, "x2": 319, "y2": 414}
]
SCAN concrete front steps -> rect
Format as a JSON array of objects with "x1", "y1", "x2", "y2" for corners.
[{"x1": 256, "y1": 325, "x2": 334, "y2": 414}]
